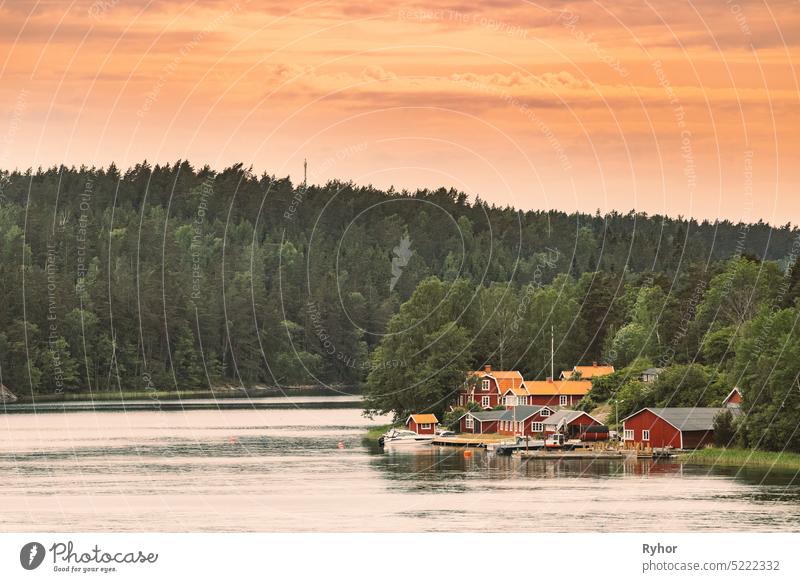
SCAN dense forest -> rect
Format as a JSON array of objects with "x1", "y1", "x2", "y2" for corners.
[{"x1": 1, "y1": 163, "x2": 799, "y2": 449}]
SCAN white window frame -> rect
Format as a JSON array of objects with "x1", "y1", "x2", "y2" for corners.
[
  {"x1": 482, "y1": 379, "x2": 490, "y2": 391},
  {"x1": 642, "y1": 429, "x2": 650, "y2": 442},
  {"x1": 540, "y1": 409, "x2": 551, "y2": 417},
  {"x1": 624, "y1": 429, "x2": 634, "y2": 441},
  {"x1": 420, "y1": 423, "x2": 431, "y2": 430},
  {"x1": 482, "y1": 396, "x2": 490, "y2": 408},
  {"x1": 559, "y1": 395, "x2": 568, "y2": 406},
  {"x1": 465, "y1": 416, "x2": 474, "y2": 429},
  {"x1": 532, "y1": 422, "x2": 543, "y2": 432}
]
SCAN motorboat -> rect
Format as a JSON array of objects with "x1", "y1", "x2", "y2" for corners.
[{"x1": 378, "y1": 428, "x2": 434, "y2": 447}]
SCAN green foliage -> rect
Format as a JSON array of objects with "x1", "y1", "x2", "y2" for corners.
[{"x1": 713, "y1": 409, "x2": 737, "y2": 447}]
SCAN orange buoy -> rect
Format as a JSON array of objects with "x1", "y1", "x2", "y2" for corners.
[{"x1": 463, "y1": 449, "x2": 472, "y2": 458}]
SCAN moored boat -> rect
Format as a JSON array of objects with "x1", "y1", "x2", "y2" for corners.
[{"x1": 378, "y1": 428, "x2": 434, "y2": 447}]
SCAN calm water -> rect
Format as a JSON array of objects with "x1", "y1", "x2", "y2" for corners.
[{"x1": 1, "y1": 398, "x2": 799, "y2": 532}]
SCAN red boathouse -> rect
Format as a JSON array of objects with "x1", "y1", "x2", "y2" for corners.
[
  {"x1": 622, "y1": 407, "x2": 739, "y2": 449},
  {"x1": 406, "y1": 414, "x2": 439, "y2": 435}
]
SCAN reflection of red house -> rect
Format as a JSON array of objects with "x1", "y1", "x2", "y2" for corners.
[
  {"x1": 406, "y1": 414, "x2": 438, "y2": 435},
  {"x1": 524, "y1": 378, "x2": 593, "y2": 407},
  {"x1": 723, "y1": 387, "x2": 742, "y2": 408},
  {"x1": 622, "y1": 407, "x2": 739, "y2": 449},
  {"x1": 457, "y1": 365, "x2": 525, "y2": 410}
]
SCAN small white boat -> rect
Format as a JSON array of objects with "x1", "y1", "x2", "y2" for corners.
[{"x1": 379, "y1": 428, "x2": 434, "y2": 447}]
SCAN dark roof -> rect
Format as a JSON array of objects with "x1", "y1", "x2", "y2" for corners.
[
  {"x1": 498, "y1": 405, "x2": 549, "y2": 421},
  {"x1": 542, "y1": 409, "x2": 585, "y2": 426},
  {"x1": 627, "y1": 407, "x2": 740, "y2": 432},
  {"x1": 469, "y1": 410, "x2": 507, "y2": 422},
  {"x1": 641, "y1": 368, "x2": 664, "y2": 375}
]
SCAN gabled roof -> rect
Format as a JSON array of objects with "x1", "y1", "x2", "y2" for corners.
[
  {"x1": 406, "y1": 414, "x2": 438, "y2": 425},
  {"x1": 722, "y1": 387, "x2": 742, "y2": 405},
  {"x1": 622, "y1": 407, "x2": 741, "y2": 432},
  {"x1": 641, "y1": 367, "x2": 664, "y2": 376},
  {"x1": 501, "y1": 386, "x2": 529, "y2": 396},
  {"x1": 561, "y1": 364, "x2": 615, "y2": 380},
  {"x1": 468, "y1": 410, "x2": 507, "y2": 422},
  {"x1": 498, "y1": 405, "x2": 551, "y2": 421},
  {"x1": 542, "y1": 409, "x2": 598, "y2": 427},
  {"x1": 471, "y1": 370, "x2": 525, "y2": 392},
  {"x1": 525, "y1": 380, "x2": 593, "y2": 396}
]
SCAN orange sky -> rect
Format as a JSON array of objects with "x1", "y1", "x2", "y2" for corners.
[{"x1": 1, "y1": 0, "x2": 798, "y2": 222}]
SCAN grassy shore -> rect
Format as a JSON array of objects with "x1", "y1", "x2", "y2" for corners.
[
  {"x1": 680, "y1": 447, "x2": 800, "y2": 470},
  {"x1": 365, "y1": 424, "x2": 394, "y2": 439}
]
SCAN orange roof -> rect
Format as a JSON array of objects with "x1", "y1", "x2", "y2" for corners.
[
  {"x1": 525, "y1": 380, "x2": 593, "y2": 396},
  {"x1": 471, "y1": 370, "x2": 525, "y2": 391},
  {"x1": 502, "y1": 386, "x2": 529, "y2": 396},
  {"x1": 407, "y1": 414, "x2": 438, "y2": 425},
  {"x1": 561, "y1": 365, "x2": 615, "y2": 379}
]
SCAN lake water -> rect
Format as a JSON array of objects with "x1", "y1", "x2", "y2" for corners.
[{"x1": 2, "y1": 397, "x2": 799, "y2": 532}]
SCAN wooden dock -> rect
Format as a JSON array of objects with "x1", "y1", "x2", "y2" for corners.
[
  {"x1": 432, "y1": 436, "x2": 508, "y2": 448},
  {"x1": 520, "y1": 450, "x2": 624, "y2": 460}
]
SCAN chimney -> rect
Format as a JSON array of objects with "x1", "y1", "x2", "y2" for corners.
[
  {"x1": 546, "y1": 377, "x2": 554, "y2": 383},
  {"x1": 592, "y1": 361, "x2": 598, "y2": 367},
  {"x1": 484, "y1": 364, "x2": 492, "y2": 373}
]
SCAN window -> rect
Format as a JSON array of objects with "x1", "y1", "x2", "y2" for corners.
[
  {"x1": 420, "y1": 423, "x2": 431, "y2": 430},
  {"x1": 505, "y1": 396, "x2": 514, "y2": 406},
  {"x1": 624, "y1": 429, "x2": 634, "y2": 440},
  {"x1": 559, "y1": 395, "x2": 568, "y2": 406},
  {"x1": 482, "y1": 379, "x2": 490, "y2": 391},
  {"x1": 532, "y1": 422, "x2": 543, "y2": 432},
  {"x1": 465, "y1": 417, "x2": 474, "y2": 429},
  {"x1": 540, "y1": 409, "x2": 551, "y2": 417},
  {"x1": 642, "y1": 430, "x2": 650, "y2": 441},
  {"x1": 482, "y1": 396, "x2": 490, "y2": 408}
]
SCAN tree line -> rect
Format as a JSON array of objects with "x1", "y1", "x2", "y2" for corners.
[{"x1": 1, "y1": 161, "x2": 798, "y2": 435}]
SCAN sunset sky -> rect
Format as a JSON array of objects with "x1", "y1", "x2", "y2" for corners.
[{"x1": 1, "y1": 0, "x2": 798, "y2": 223}]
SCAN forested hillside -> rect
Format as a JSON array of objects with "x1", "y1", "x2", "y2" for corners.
[{"x1": 1, "y1": 162, "x2": 798, "y2": 400}]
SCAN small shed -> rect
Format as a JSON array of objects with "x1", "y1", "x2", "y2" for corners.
[{"x1": 406, "y1": 414, "x2": 439, "y2": 435}]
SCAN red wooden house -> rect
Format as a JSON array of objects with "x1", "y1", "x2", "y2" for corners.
[
  {"x1": 406, "y1": 414, "x2": 438, "y2": 435},
  {"x1": 458, "y1": 410, "x2": 505, "y2": 434},
  {"x1": 622, "y1": 407, "x2": 740, "y2": 449},
  {"x1": 723, "y1": 387, "x2": 742, "y2": 408},
  {"x1": 457, "y1": 365, "x2": 526, "y2": 410},
  {"x1": 495, "y1": 405, "x2": 555, "y2": 436}
]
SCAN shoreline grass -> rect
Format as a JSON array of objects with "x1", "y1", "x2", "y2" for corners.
[
  {"x1": 365, "y1": 424, "x2": 395, "y2": 440},
  {"x1": 679, "y1": 447, "x2": 800, "y2": 470}
]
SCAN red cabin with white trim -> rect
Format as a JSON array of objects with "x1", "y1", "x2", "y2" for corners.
[{"x1": 406, "y1": 414, "x2": 438, "y2": 435}]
